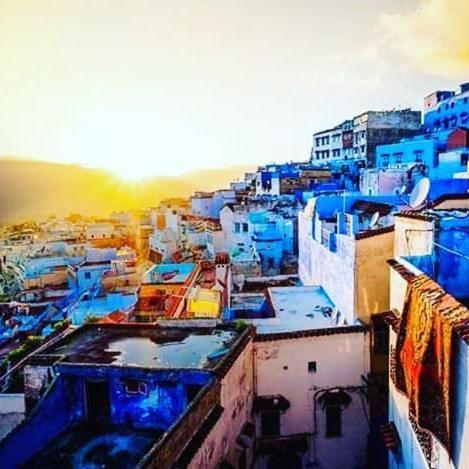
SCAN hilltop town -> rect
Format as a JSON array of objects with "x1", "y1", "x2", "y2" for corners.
[{"x1": 0, "y1": 83, "x2": 469, "y2": 468}]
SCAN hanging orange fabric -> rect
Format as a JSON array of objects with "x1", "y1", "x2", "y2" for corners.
[{"x1": 395, "y1": 275, "x2": 469, "y2": 451}]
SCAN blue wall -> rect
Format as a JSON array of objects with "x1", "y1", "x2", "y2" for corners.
[
  {"x1": 0, "y1": 376, "x2": 77, "y2": 468},
  {"x1": 405, "y1": 217, "x2": 469, "y2": 301},
  {"x1": 375, "y1": 137, "x2": 444, "y2": 177},
  {"x1": 56, "y1": 364, "x2": 213, "y2": 430},
  {"x1": 0, "y1": 365, "x2": 214, "y2": 467},
  {"x1": 423, "y1": 93, "x2": 469, "y2": 134}
]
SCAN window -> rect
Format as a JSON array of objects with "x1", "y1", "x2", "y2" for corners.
[
  {"x1": 84, "y1": 272, "x2": 91, "y2": 279},
  {"x1": 261, "y1": 411, "x2": 281, "y2": 437},
  {"x1": 234, "y1": 223, "x2": 240, "y2": 233},
  {"x1": 124, "y1": 380, "x2": 148, "y2": 396},
  {"x1": 308, "y1": 361, "x2": 317, "y2": 373},
  {"x1": 461, "y1": 153, "x2": 468, "y2": 166},
  {"x1": 242, "y1": 223, "x2": 249, "y2": 233},
  {"x1": 325, "y1": 405, "x2": 342, "y2": 438},
  {"x1": 413, "y1": 150, "x2": 423, "y2": 162},
  {"x1": 393, "y1": 152, "x2": 403, "y2": 164}
]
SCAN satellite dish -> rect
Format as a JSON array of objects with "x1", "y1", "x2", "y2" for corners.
[
  {"x1": 369, "y1": 211, "x2": 380, "y2": 228},
  {"x1": 409, "y1": 177, "x2": 430, "y2": 208},
  {"x1": 394, "y1": 184, "x2": 406, "y2": 196}
]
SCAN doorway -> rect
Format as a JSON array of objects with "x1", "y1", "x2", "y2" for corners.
[{"x1": 85, "y1": 379, "x2": 110, "y2": 424}]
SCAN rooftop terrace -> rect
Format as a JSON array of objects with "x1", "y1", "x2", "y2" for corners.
[
  {"x1": 41, "y1": 324, "x2": 237, "y2": 369},
  {"x1": 230, "y1": 286, "x2": 354, "y2": 334},
  {"x1": 260, "y1": 286, "x2": 347, "y2": 333},
  {"x1": 142, "y1": 263, "x2": 196, "y2": 285}
]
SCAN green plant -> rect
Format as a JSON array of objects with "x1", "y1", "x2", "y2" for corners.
[
  {"x1": 235, "y1": 319, "x2": 248, "y2": 333},
  {"x1": 0, "y1": 359, "x2": 8, "y2": 376},
  {"x1": 84, "y1": 315, "x2": 100, "y2": 324},
  {"x1": 53, "y1": 319, "x2": 70, "y2": 331},
  {"x1": 6, "y1": 336, "x2": 44, "y2": 365},
  {"x1": 23, "y1": 336, "x2": 44, "y2": 351}
]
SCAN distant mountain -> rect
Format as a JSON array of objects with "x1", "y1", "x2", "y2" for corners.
[{"x1": 0, "y1": 158, "x2": 253, "y2": 222}]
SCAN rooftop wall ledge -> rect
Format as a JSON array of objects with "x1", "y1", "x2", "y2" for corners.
[{"x1": 387, "y1": 258, "x2": 419, "y2": 281}]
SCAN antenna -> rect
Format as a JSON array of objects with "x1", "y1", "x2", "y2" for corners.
[
  {"x1": 369, "y1": 212, "x2": 380, "y2": 228},
  {"x1": 394, "y1": 184, "x2": 406, "y2": 196},
  {"x1": 409, "y1": 177, "x2": 430, "y2": 208}
]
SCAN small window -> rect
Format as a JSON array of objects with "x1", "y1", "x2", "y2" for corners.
[
  {"x1": 308, "y1": 361, "x2": 317, "y2": 373},
  {"x1": 84, "y1": 272, "x2": 91, "y2": 279},
  {"x1": 234, "y1": 223, "x2": 240, "y2": 233},
  {"x1": 413, "y1": 150, "x2": 423, "y2": 162},
  {"x1": 261, "y1": 411, "x2": 281, "y2": 437},
  {"x1": 242, "y1": 223, "x2": 249, "y2": 233},
  {"x1": 124, "y1": 380, "x2": 148, "y2": 396},
  {"x1": 461, "y1": 153, "x2": 468, "y2": 166},
  {"x1": 326, "y1": 405, "x2": 342, "y2": 438}
]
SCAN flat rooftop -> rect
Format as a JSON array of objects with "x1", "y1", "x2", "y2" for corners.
[
  {"x1": 41, "y1": 325, "x2": 237, "y2": 369},
  {"x1": 70, "y1": 294, "x2": 137, "y2": 325},
  {"x1": 253, "y1": 286, "x2": 350, "y2": 334},
  {"x1": 142, "y1": 263, "x2": 196, "y2": 285}
]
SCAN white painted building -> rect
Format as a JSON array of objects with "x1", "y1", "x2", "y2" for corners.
[
  {"x1": 252, "y1": 286, "x2": 370, "y2": 468},
  {"x1": 311, "y1": 110, "x2": 421, "y2": 166},
  {"x1": 312, "y1": 126, "x2": 342, "y2": 163},
  {"x1": 299, "y1": 195, "x2": 397, "y2": 325},
  {"x1": 85, "y1": 223, "x2": 115, "y2": 241}
]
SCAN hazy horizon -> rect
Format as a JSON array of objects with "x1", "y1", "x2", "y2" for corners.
[{"x1": 0, "y1": 158, "x2": 254, "y2": 223}]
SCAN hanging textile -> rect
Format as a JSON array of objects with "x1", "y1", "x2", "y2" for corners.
[{"x1": 394, "y1": 275, "x2": 469, "y2": 451}]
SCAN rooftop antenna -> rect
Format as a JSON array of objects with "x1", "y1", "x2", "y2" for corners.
[
  {"x1": 369, "y1": 211, "x2": 380, "y2": 228},
  {"x1": 394, "y1": 184, "x2": 406, "y2": 196},
  {"x1": 409, "y1": 177, "x2": 431, "y2": 209}
]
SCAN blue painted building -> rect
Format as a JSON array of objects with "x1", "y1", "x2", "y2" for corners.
[
  {"x1": 404, "y1": 212, "x2": 469, "y2": 303},
  {"x1": 388, "y1": 205, "x2": 469, "y2": 469},
  {"x1": 375, "y1": 83, "x2": 469, "y2": 181},
  {"x1": 249, "y1": 212, "x2": 285, "y2": 273},
  {"x1": 375, "y1": 135, "x2": 445, "y2": 177},
  {"x1": 0, "y1": 324, "x2": 241, "y2": 468},
  {"x1": 423, "y1": 83, "x2": 469, "y2": 136}
]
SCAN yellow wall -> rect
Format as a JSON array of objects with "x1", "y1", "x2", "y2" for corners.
[{"x1": 187, "y1": 290, "x2": 220, "y2": 318}]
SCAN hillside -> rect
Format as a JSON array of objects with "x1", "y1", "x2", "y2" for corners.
[{"x1": 0, "y1": 158, "x2": 253, "y2": 222}]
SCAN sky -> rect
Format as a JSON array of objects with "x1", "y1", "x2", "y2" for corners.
[{"x1": 0, "y1": 0, "x2": 468, "y2": 180}]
